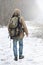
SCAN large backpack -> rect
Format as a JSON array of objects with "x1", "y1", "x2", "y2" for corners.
[{"x1": 8, "y1": 16, "x2": 24, "y2": 39}]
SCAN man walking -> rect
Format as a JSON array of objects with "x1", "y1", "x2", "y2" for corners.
[{"x1": 8, "y1": 8, "x2": 28, "y2": 61}]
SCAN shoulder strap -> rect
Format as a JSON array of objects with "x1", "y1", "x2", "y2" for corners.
[{"x1": 18, "y1": 17, "x2": 22, "y2": 29}]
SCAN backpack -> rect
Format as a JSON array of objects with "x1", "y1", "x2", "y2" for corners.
[{"x1": 8, "y1": 16, "x2": 24, "y2": 39}]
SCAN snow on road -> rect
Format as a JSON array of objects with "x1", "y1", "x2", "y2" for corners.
[{"x1": 0, "y1": 26, "x2": 43, "y2": 65}]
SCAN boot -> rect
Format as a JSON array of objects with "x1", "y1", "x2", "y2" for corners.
[
  {"x1": 14, "y1": 57, "x2": 18, "y2": 61},
  {"x1": 19, "y1": 55, "x2": 24, "y2": 59}
]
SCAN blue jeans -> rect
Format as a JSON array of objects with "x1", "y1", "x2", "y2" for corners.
[{"x1": 13, "y1": 39, "x2": 23, "y2": 57}]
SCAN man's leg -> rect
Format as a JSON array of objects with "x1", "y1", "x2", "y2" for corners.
[
  {"x1": 19, "y1": 39, "x2": 24, "y2": 59},
  {"x1": 13, "y1": 39, "x2": 18, "y2": 61}
]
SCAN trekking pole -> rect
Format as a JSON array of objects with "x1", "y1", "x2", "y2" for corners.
[
  {"x1": 8, "y1": 35, "x2": 11, "y2": 48},
  {"x1": 10, "y1": 38, "x2": 11, "y2": 48}
]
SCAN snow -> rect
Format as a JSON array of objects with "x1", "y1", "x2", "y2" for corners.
[{"x1": 0, "y1": 24, "x2": 43, "y2": 65}]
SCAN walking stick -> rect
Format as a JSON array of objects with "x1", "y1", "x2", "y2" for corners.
[
  {"x1": 8, "y1": 35, "x2": 11, "y2": 48},
  {"x1": 10, "y1": 38, "x2": 11, "y2": 48}
]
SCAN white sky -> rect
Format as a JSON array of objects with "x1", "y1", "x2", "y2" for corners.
[
  {"x1": 36, "y1": 0, "x2": 43, "y2": 10},
  {"x1": 36, "y1": 0, "x2": 43, "y2": 11},
  {"x1": 32, "y1": 0, "x2": 43, "y2": 25}
]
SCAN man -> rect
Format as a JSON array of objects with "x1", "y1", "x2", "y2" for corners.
[{"x1": 8, "y1": 8, "x2": 28, "y2": 61}]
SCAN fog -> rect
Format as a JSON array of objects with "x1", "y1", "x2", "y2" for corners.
[{"x1": 0, "y1": 0, "x2": 43, "y2": 26}]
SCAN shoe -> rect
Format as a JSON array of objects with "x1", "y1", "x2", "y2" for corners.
[
  {"x1": 14, "y1": 57, "x2": 18, "y2": 61},
  {"x1": 19, "y1": 55, "x2": 24, "y2": 59}
]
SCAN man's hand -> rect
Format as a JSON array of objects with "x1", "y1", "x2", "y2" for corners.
[{"x1": 26, "y1": 33, "x2": 28, "y2": 37}]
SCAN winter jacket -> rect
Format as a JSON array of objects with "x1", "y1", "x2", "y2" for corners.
[{"x1": 8, "y1": 16, "x2": 28, "y2": 39}]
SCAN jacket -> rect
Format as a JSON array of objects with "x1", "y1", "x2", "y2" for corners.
[{"x1": 8, "y1": 16, "x2": 28, "y2": 39}]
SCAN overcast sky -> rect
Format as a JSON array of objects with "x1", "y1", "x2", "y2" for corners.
[{"x1": 0, "y1": 0, "x2": 43, "y2": 25}]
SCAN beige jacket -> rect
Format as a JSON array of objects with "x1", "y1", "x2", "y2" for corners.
[
  {"x1": 8, "y1": 16, "x2": 28, "y2": 39},
  {"x1": 19, "y1": 17, "x2": 28, "y2": 39}
]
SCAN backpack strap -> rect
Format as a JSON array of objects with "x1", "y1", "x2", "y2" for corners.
[{"x1": 18, "y1": 17, "x2": 22, "y2": 29}]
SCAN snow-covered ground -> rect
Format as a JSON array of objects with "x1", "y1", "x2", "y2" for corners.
[{"x1": 0, "y1": 22, "x2": 43, "y2": 65}]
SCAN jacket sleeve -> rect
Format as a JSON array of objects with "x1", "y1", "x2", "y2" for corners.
[
  {"x1": 20, "y1": 17, "x2": 28, "y2": 36},
  {"x1": 7, "y1": 19, "x2": 11, "y2": 33}
]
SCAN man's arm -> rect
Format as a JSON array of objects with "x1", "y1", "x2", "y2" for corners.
[{"x1": 20, "y1": 17, "x2": 28, "y2": 37}]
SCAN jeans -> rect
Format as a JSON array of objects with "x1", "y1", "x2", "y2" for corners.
[{"x1": 13, "y1": 39, "x2": 23, "y2": 57}]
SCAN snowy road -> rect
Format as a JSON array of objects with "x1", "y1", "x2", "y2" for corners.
[{"x1": 0, "y1": 26, "x2": 43, "y2": 65}]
